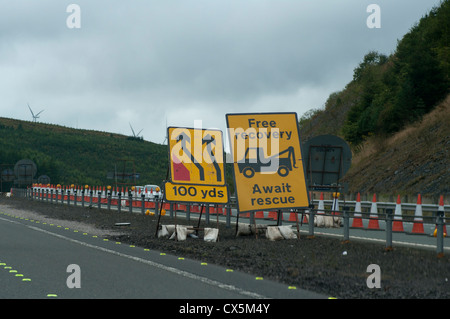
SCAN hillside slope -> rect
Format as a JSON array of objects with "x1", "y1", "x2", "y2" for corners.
[
  {"x1": 299, "y1": 1, "x2": 449, "y2": 198},
  {"x1": 341, "y1": 94, "x2": 450, "y2": 197},
  {"x1": 0, "y1": 117, "x2": 168, "y2": 187}
]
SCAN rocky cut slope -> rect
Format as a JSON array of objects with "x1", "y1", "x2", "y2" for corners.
[{"x1": 341, "y1": 94, "x2": 450, "y2": 198}]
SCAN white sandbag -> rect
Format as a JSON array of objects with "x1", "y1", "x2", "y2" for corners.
[
  {"x1": 171, "y1": 225, "x2": 187, "y2": 241},
  {"x1": 236, "y1": 223, "x2": 252, "y2": 236},
  {"x1": 236, "y1": 223, "x2": 266, "y2": 236},
  {"x1": 315, "y1": 214, "x2": 325, "y2": 227},
  {"x1": 324, "y1": 216, "x2": 334, "y2": 228},
  {"x1": 250, "y1": 224, "x2": 266, "y2": 234},
  {"x1": 333, "y1": 215, "x2": 343, "y2": 227},
  {"x1": 169, "y1": 225, "x2": 195, "y2": 241},
  {"x1": 204, "y1": 228, "x2": 219, "y2": 242},
  {"x1": 278, "y1": 225, "x2": 297, "y2": 239},
  {"x1": 158, "y1": 224, "x2": 175, "y2": 238},
  {"x1": 266, "y1": 226, "x2": 283, "y2": 241}
]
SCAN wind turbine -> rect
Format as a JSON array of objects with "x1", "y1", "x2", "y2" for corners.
[
  {"x1": 129, "y1": 123, "x2": 143, "y2": 138},
  {"x1": 27, "y1": 103, "x2": 44, "y2": 123},
  {"x1": 162, "y1": 118, "x2": 168, "y2": 144}
]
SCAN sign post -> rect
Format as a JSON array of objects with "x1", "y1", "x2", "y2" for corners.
[{"x1": 226, "y1": 112, "x2": 310, "y2": 219}]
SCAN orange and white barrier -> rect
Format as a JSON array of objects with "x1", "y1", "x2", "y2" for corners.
[
  {"x1": 411, "y1": 194, "x2": 425, "y2": 234},
  {"x1": 351, "y1": 193, "x2": 363, "y2": 228},
  {"x1": 392, "y1": 195, "x2": 404, "y2": 232},
  {"x1": 315, "y1": 192, "x2": 326, "y2": 227},
  {"x1": 367, "y1": 194, "x2": 380, "y2": 230}
]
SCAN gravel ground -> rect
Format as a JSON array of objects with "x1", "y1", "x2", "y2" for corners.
[{"x1": 1, "y1": 197, "x2": 449, "y2": 299}]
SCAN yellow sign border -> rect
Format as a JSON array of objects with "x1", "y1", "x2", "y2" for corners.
[{"x1": 226, "y1": 112, "x2": 310, "y2": 213}]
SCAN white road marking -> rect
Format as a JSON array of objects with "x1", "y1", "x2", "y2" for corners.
[{"x1": 0, "y1": 216, "x2": 266, "y2": 299}]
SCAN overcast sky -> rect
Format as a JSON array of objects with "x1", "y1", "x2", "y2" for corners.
[{"x1": 0, "y1": 0, "x2": 442, "y2": 146}]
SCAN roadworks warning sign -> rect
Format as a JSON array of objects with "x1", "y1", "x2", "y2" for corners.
[
  {"x1": 226, "y1": 112, "x2": 310, "y2": 213},
  {"x1": 168, "y1": 127, "x2": 225, "y2": 185},
  {"x1": 164, "y1": 126, "x2": 228, "y2": 204}
]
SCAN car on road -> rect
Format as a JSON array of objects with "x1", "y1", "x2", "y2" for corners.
[{"x1": 144, "y1": 184, "x2": 162, "y2": 200}]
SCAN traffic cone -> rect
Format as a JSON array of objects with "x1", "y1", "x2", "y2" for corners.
[
  {"x1": 410, "y1": 194, "x2": 425, "y2": 234},
  {"x1": 392, "y1": 195, "x2": 404, "y2": 232},
  {"x1": 433, "y1": 195, "x2": 447, "y2": 237},
  {"x1": 268, "y1": 211, "x2": 278, "y2": 220},
  {"x1": 288, "y1": 210, "x2": 298, "y2": 222},
  {"x1": 352, "y1": 193, "x2": 364, "y2": 228},
  {"x1": 367, "y1": 194, "x2": 380, "y2": 230},
  {"x1": 255, "y1": 211, "x2": 265, "y2": 219},
  {"x1": 303, "y1": 211, "x2": 309, "y2": 224},
  {"x1": 315, "y1": 192, "x2": 325, "y2": 227}
]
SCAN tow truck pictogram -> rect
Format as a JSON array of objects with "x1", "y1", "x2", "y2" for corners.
[{"x1": 238, "y1": 146, "x2": 298, "y2": 178}]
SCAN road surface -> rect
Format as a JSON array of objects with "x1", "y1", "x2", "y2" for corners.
[{"x1": 0, "y1": 211, "x2": 326, "y2": 299}]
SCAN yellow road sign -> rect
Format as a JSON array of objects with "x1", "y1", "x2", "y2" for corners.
[
  {"x1": 164, "y1": 181, "x2": 229, "y2": 204},
  {"x1": 168, "y1": 127, "x2": 225, "y2": 186},
  {"x1": 226, "y1": 112, "x2": 310, "y2": 213}
]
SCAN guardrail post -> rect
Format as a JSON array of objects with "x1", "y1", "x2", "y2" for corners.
[
  {"x1": 436, "y1": 210, "x2": 445, "y2": 257},
  {"x1": 107, "y1": 190, "x2": 111, "y2": 210},
  {"x1": 81, "y1": 189, "x2": 85, "y2": 207},
  {"x1": 90, "y1": 189, "x2": 93, "y2": 207},
  {"x1": 118, "y1": 191, "x2": 122, "y2": 213},
  {"x1": 385, "y1": 208, "x2": 393, "y2": 251},
  {"x1": 129, "y1": 191, "x2": 133, "y2": 214},
  {"x1": 98, "y1": 190, "x2": 102, "y2": 209},
  {"x1": 68, "y1": 189, "x2": 71, "y2": 205},
  {"x1": 226, "y1": 203, "x2": 231, "y2": 228},
  {"x1": 141, "y1": 194, "x2": 145, "y2": 215},
  {"x1": 343, "y1": 207, "x2": 350, "y2": 242},
  {"x1": 308, "y1": 204, "x2": 315, "y2": 238}
]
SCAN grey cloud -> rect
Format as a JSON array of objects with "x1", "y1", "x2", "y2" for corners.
[{"x1": 0, "y1": 0, "x2": 443, "y2": 144}]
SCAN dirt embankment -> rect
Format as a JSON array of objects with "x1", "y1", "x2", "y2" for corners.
[{"x1": 343, "y1": 95, "x2": 450, "y2": 198}]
